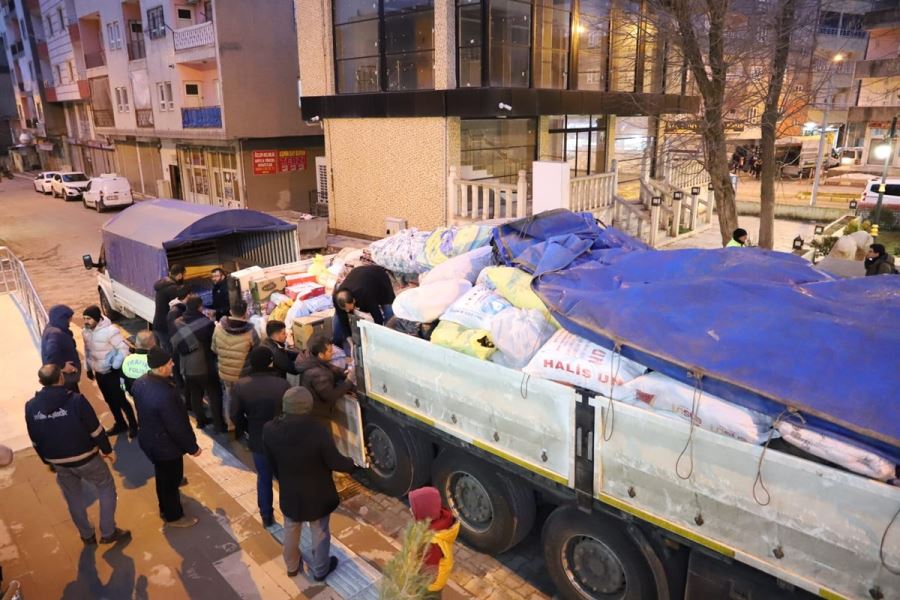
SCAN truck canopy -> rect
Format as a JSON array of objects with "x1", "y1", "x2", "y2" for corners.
[
  {"x1": 493, "y1": 210, "x2": 900, "y2": 462},
  {"x1": 101, "y1": 199, "x2": 296, "y2": 298}
]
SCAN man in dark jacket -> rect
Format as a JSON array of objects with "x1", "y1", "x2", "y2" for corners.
[
  {"x1": 263, "y1": 387, "x2": 356, "y2": 580},
  {"x1": 25, "y1": 364, "x2": 129, "y2": 545},
  {"x1": 171, "y1": 294, "x2": 225, "y2": 431},
  {"x1": 261, "y1": 320, "x2": 299, "y2": 379},
  {"x1": 865, "y1": 243, "x2": 897, "y2": 276},
  {"x1": 296, "y1": 334, "x2": 354, "y2": 422},
  {"x1": 41, "y1": 304, "x2": 82, "y2": 392},
  {"x1": 231, "y1": 347, "x2": 291, "y2": 527},
  {"x1": 332, "y1": 264, "x2": 395, "y2": 349},
  {"x1": 207, "y1": 268, "x2": 230, "y2": 321},
  {"x1": 152, "y1": 263, "x2": 186, "y2": 352},
  {"x1": 131, "y1": 347, "x2": 202, "y2": 528}
]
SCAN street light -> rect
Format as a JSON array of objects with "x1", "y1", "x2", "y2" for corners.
[
  {"x1": 810, "y1": 54, "x2": 845, "y2": 207},
  {"x1": 874, "y1": 143, "x2": 893, "y2": 161},
  {"x1": 873, "y1": 116, "x2": 897, "y2": 225}
]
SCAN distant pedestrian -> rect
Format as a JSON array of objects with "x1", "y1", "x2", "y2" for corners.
[
  {"x1": 207, "y1": 268, "x2": 230, "y2": 321},
  {"x1": 82, "y1": 305, "x2": 137, "y2": 439},
  {"x1": 231, "y1": 346, "x2": 291, "y2": 527},
  {"x1": 152, "y1": 263, "x2": 186, "y2": 352},
  {"x1": 296, "y1": 334, "x2": 354, "y2": 423},
  {"x1": 864, "y1": 243, "x2": 897, "y2": 276},
  {"x1": 212, "y1": 299, "x2": 259, "y2": 428},
  {"x1": 261, "y1": 320, "x2": 299, "y2": 379},
  {"x1": 172, "y1": 294, "x2": 225, "y2": 431},
  {"x1": 409, "y1": 486, "x2": 460, "y2": 598},
  {"x1": 131, "y1": 347, "x2": 202, "y2": 528},
  {"x1": 41, "y1": 305, "x2": 82, "y2": 392},
  {"x1": 726, "y1": 228, "x2": 749, "y2": 248},
  {"x1": 25, "y1": 364, "x2": 130, "y2": 545},
  {"x1": 263, "y1": 387, "x2": 356, "y2": 580},
  {"x1": 332, "y1": 265, "x2": 395, "y2": 350},
  {"x1": 122, "y1": 330, "x2": 156, "y2": 393}
]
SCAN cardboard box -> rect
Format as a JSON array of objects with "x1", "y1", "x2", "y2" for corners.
[
  {"x1": 291, "y1": 309, "x2": 334, "y2": 351},
  {"x1": 285, "y1": 273, "x2": 317, "y2": 287},
  {"x1": 251, "y1": 275, "x2": 286, "y2": 303},
  {"x1": 231, "y1": 266, "x2": 264, "y2": 292},
  {"x1": 285, "y1": 282, "x2": 325, "y2": 301}
]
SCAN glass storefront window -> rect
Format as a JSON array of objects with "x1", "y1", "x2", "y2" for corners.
[
  {"x1": 533, "y1": 0, "x2": 571, "y2": 89},
  {"x1": 490, "y1": 0, "x2": 532, "y2": 87},
  {"x1": 577, "y1": 0, "x2": 610, "y2": 91},
  {"x1": 457, "y1": 0, "x2": 483, "y2": 87},
  {"x1": 614, "y1": 116, "x2": 651, "y2": 183},
  {"x1": 547, "y1": 115, "x2": 607, "y2": 176},
  {"x1": 461, "y1": 118, "x2": 537, "y2": 183}
]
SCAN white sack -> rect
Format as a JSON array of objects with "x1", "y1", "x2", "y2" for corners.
[
  {"x1": 523, "y1": 330, "x2": 647, "y2": 396},
  {"x1": 489, "y1": 308, "x2": 556, "y2": 369},
  {"x1": 776, "y1": 421, "x2": 896, "y2": 481},
  {"x1": 624, "y1": 371, "x2": 773, "y2": 444},
  {"x1": 441, "y1": 285, "x2": 512, "y2": 331},
  {"x1": 420, "y1": 246, "x2": 493, "y2": 285},
  {"x1": 392, "y1": 279, "x2": 472, "y2": 323}
]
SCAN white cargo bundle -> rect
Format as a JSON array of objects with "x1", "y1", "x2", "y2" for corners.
[
  {"x1": 392, "y1": 278, "x2": 472, "y2": 323},
  {"x1": 776, "y1": 421, "x2": 897, "y2": 481},
  {"x1": 441, "y1": 285, "x2": 513, "y2": 331},
  {"x1": 489, "y1": 308, "x2": 556, "y2": 369},
  {"x1": 420, "y1": 245, "x2": 493, "y2": 285}
]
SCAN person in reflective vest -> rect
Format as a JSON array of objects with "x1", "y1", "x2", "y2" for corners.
[
  {"x1": 122, "y1": 330, "x2": 156, "y2": 393},
  {"x1": 726, "y1": 228, "x2": 748, "y2": 248}
]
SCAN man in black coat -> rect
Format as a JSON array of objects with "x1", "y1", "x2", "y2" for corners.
[
  {"x1": 131, "y1": 347, "x2": 202, "y2": 528},
  {"x1": 296, "y1": 334, "x2": 354, "y2": 423},
  {"x1": 171, "y1": 294, "x2": 225, "y2": 431},
  {"x1": 207, "y1": 268, "x2": 231, "y2": 321},
  {"x1": 152, "y1": 263, "x2": 186, "y2": 352},
  {"x1": 231, "y1": 346, "x2": 291, "y2": 527},
  {"x1": 41, "y1": 304, "x2": 82, "y2": 391},
  {"x1": 332, "y1": 264, "x2": 395, "y2": 349},
  {"x1": 261, "y1": 320, "x2": 299, "y2": 379},
  {"x1": 263, "y1": 387, "x2": 356, "y2": 580}
]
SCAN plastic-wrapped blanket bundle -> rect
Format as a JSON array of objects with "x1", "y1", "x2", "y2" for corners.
[
  {"x1": 392, "y1": 279, "x2": 472, "y2": 323},
  {"x1": 441, "y1": 285, "x2": 512, "y2": 331},
  {"x1": 420, "y1": 246, "x2": 493, "y2": 285},
  {"x1": 776, "y1": 421, "x2": 897, "y2": 481},
  {"x1": 489, "y1": 308, "x2": 556, "y2": 369},
  {"x1": 370, "y1": 228, "x2": 431, "y2": 274},
  {"x1": 431, "y1": 321, "x2": 496, "y2": 360},
  {"x1": 418, "y1": 224, "x2": 494, "y2": 270}
]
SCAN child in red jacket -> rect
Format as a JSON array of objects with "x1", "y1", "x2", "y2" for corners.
[{"x1": 409, "y1": 486, "x2": 460, "y2": 597}]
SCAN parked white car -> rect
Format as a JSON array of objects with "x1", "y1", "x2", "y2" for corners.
[
  {"x1": 33, "y1": 171, "x2": 59, "y2": 194},
  {"x1": 82, "y1": 175, "x2": 133, "y2": 212},
  {"x1": 51, "y1": 171, "x2": 90, "y2": 200},
  {"x1": 859, "y1": 177, "x2": 900, "y2": 217}
]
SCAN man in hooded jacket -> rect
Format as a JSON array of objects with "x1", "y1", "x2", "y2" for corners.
[
  {"x1": 865, "y1": 243, "x2": 897, "y2": 276},
  {"x1": 42, "y1": 304, "x2": 82, "y2": 392},
  {"x1": 152, "y1": 263, "x2": 186, "y2": 352}
]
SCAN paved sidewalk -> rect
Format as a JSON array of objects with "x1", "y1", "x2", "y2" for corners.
[{"x1": 0, "y1": 295, "x2": 42, "y2": 453}]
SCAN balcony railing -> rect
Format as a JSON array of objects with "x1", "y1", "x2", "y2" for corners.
[
  {"x1": 174, "y1": 20, "x2": 215, "y2": 51},
  {"x1": 182, "y1": 105, "x2": 221, "y2": 128},
  {"x1": 84, "y1": 49, "x2": 106, "y2": 69},
  {"x1": 136, "y1": 108, "x2": 154, "y2": 128},
  {"x1": 127, "y1": 38, "x2": 146, "y2": 61},
  {"x1": 816, "y1": 25, "x2": 866, "y2": 39},
  {"x1": 92, "y1": 108, "x2": 114, "y2": 127}
]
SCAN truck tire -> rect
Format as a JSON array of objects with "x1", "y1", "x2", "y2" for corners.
[
  {"x1": 363, "y1": 409, "x2": 431, "y2": 497},
  {"x1": 542, "y1": 506, "x2": 657, "y2": 600},
  {"x1": 431, "y1": 450, "x2": 536, "y2": 554},
  {"x1": 99, "y1": 288, "x2": 123, "y2": 322}
]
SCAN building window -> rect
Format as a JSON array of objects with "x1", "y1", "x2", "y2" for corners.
[
  {"x1": 67, "y1": 61, "x2": 75, "y2": 83},
  {"x1": 203, "y1": 1, "x2": 213, "y2": 23},
  {"x1": 55, "y1": 64, "x2": 62, "y2": 85},
  {"x1": 577, "y1": 0, "x2": 611, "y2": 91},
  {"x1": 461, "y1": 118, "x2": 537, "y2": 183},
  {"x1": 489, "y1": 1, "x2": 531, "y2": 87},
  {"x1": 532, "y1": 0, "x2": 571, "y2": 89},
  {"x1": 547, "y1": 115, "x2": 608, "y2": 177},
  {"x1": 333, "y1": 0, "x2": 435, "y2": 94},
  {"x1": 46, "y1": 16, "x2": 54, "y2": 36},
  {"x1": 157, "y1": 81, "x2": 174, "y2": 111},
  {"x1": 56, "y1": 7, "x2": 64, "y2": 32},
  {"x1": 747, "y1": 106, "x2": 758, "y2": 120},
  {"x1": 457, "y1": 0, "x2": 482, "y2": 87},
  {"x1": 106, "y1": 21, "x2": 122, "y2": 50},
  {"x1": 115, "y1": 86, "x2": 130, "y2": 112},
  {"x1": 147, "y1": 6, "x2": 166, "y2": 39}
]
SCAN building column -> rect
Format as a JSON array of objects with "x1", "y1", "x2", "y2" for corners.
[{"x1": 434, "y1": 0, "x2": 456, "y2": 90}]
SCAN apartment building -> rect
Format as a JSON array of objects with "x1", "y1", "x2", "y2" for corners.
[
  {"x1": 296, "y1": 0, "x2": 698, "y2": 238},
  {"x1": 59, "y1": 0, "x2": 323, "y2": 211},
  {"x1": 847, "y1": 0, "x2": 900, "y2": 169},
  {"x1": 0, "y1": 31, "x2": 18, "y2": 153}
]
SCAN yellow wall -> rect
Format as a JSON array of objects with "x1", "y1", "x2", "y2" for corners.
[
  {"x1": 296, "y1": 0, "x2": 334, "y2": 97},
  {"x1": 325, "y1": 118, "x2": 456, "y2": 237}
]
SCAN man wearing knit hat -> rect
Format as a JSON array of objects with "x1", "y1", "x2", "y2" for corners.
[
  {"x1": 131, "y1": 347, "x2": 202, "y2": 528},
  {"x1": 231, "y1": 346, "x2": 290, "y2": 527},
  {"x1": 263, "y1": 387, "x2": 357, "y2": 580}
]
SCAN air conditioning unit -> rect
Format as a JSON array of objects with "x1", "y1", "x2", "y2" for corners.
[
  {"x1": 385, "y1": 217, "x2": 407, "y2": 236},
  {"x1": 315, "y1": 156, "x2": 328, "y2": 206}
]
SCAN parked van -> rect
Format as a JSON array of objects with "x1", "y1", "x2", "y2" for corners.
[
  {"x1": 82, "y1": 174, "x2": 133, "y2": 212},
  {"x1": 859, "y1": 177, "x2": 900, "y2": 218}
]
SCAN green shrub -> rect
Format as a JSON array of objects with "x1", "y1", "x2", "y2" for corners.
[
  {"x1": 380, "y1": 520, "x2": 433, "y2": 600},
  {"x1": 844, "y1": 219, "x2": 860, "y2": 234}
]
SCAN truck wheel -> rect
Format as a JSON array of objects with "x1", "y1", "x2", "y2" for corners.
[
  {"x1": 431, "y1": 450, "x2": 535, "y2": 554},
  {"x1": 542, "y1": 506, "x2": 657, "y2": 600},
  {"x1": 99, "y1": 289, "x2": 123, "y2": 322},
  {"x1": 363, "y1": 409, "x2": 431, "y2": 497}
]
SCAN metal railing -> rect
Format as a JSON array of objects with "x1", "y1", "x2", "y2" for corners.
[
  {"x1": 447, "y1": 166, "x2": 528, "y2": 223},
  {"x1": 0, "y1": 246, "x2": 48, "y2": 345},
  {"x1": 136, "y1": 107, "x2": 154, "y2": 128},
  {"x1": 127, "y1": 38, "x2": 146, "y2": 61},
  {"x1": 92, "y1": 108, "x2": 114, "y2": 127},
  {"x1": 816, "y1": 25, "x2": 866, "y2": 39},
  {"x1": 174, "y1": 20, "x2": 215, "y2": 51}
]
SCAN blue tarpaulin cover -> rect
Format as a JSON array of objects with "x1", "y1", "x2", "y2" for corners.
[
  {"x1": 101, "y1": 200, "x2": 295, "y2": 298},
  {"x1": 493, "y1": 210, "x2": 900, "y2": 461}
]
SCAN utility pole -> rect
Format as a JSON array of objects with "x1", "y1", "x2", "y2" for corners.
[
  {"x1": 810, "y1": 55, "x2": 843, "y2": 207},
  {"x1": 873, "y1": 115, "x2": 897, "y2": 226}
]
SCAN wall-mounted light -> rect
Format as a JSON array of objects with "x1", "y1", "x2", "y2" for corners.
[
  {"x1": 651, "y1": 196, "x2": 661, "y2": 206},
  {"x1": 673, "y1": 191, "x2": 683, "y2": 200},
  {"x1": 691, "y1": 186, "x2": 700, "y2": 195},
  {"x1": 792, "y1": 236, "x2": 804, "y2": 251},
  {"x1": 814, "y1": 224, "x2": 825, "y2": 235},
  {"x1": 849, "y1": 200, "x2": 858, "y2": 210},
  {"x1": 498, "y1": 102, "x2": 512, "y2": 112},
  {"x1": 708, "y1": 182, "x2": 714, "y2": 191}
]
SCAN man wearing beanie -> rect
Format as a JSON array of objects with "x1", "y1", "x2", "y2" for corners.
[
  {"x1": 82, "y1": 305, "x2": 137, "y2": 438},
  {"x1": 231, "y1": 346, "x2": 291, "y2": 527},
  {"x1": 263, "y1": 387, "x2": 357, "y2": 580},
  {"x1": 41, "y1": 304, "x2": 82, "y2": 392},
  {"x1": 726, "y1": 228, "x2": 749, "y2": 247},
  {"x1": 131, "y1": 347, "x2": 202, "y2": 528}
]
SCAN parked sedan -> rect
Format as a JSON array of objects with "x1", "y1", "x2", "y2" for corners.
[
  {"x1": 33, "y1": 171, "x2": 59, "y2": 194},
  {"x1": 50, "y1": 171, "x2": 90, "y2": 200}
]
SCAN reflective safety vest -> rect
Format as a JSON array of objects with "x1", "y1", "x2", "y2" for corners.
[
  {"x1": 121, "y1": 353, "x2": 150, "y2": 380},
  {"x1": 726, "y1": 239, "x2": 744, "y2": 248}
]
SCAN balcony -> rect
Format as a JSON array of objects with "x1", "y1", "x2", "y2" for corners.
[
  {"x1": 854, "y1": 57, "x2": 900, "y2": 79},
  {"x1": 127, "y1": 38, "x2": 146, "y2": 62},
  {"x1": 92, "y1": 108, "x2": 114, "y2": 128},
  {"x1": 84, "y1": 50, "x2": 106, "y2": 69},
  {"x1": 136, "y1": 108, "x2": 154, "y2": 128},
  {"x1": 182, "y1": 106, "x2": 221, "y2": 128},
  {"x1": 816, "y1": 25, "x2": 866, "y2": 39},
  {"x1": 173, "y1": 21, "x2": 216, "y2": 63}
]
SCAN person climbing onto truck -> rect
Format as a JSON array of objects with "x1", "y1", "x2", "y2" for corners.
[
  {"x1": 408, "y1": 486, "x2": 460, "y2": 598},
  {"x1": 152, "y1": 263, "x2": 186, "y2": 353},
  {"x1": 864, "y1": 243, "x2": 897, "y2": 276},
  {"x1": 296, "y1": 334, "x2": 354, "y2": 423},
  {"x1": 726, "y1": 228, "x2": 749, "y2": 247},
  {"x1": 332, "y1": 264, "x2": 395, "y2": 350}
]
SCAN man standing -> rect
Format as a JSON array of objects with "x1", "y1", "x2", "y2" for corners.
[
  {"x1": 172, "y1": 294, "x2": 225, "y2": 431},
  {"x1": 261, "y1": 321, "x2": 299, "y2": 379},
  {"x1": 297, "y1": 334, "x2": 354, "y2": 422},
  {"x1": 25, "y1": 364, "x2": 130, "y2": 545},
  {"x1": 212, "y1": 299, "x2": 259, "y2": 427},
  {"x1": 131, "y1": 348, "x2": 202, "y2": 528},
  {"x1": 82, "y1": 305, "x2": 137, "y2": 439},
  {"x1": 332, "y1": 265, "x2": 395, "y2": 349},
  {"x1": 41, "y1": 305, "x2": 82, "y2": 392},
  {"x1": 231, "y1": 347, "x2": 291, "y2": 527},
  {"x1": 263, "y1": 387, "x2": 356, "y2": 580},
  {"x1": 208, "y1": 268, "x2": 230, "y2": 321},
  {"x1": 152, "y1": 263, "x2": 186, "y2": 352},
  {"x1": 122, "y1": 330, "x2": 156, "y2": 393}
]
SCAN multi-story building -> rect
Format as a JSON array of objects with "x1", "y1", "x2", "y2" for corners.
[
  {"x1": 63, "y1": 0, "x2": 323, "y2": 211},
  {"x1": 0, "y1": 30, "x2": 19, "y2": 154},
  {"x1": 296, "y1": 0, "x2": 699, "y2": 238},
  {"x1": 847, "y1": 0, "x2": 900, "y2": 169}
]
